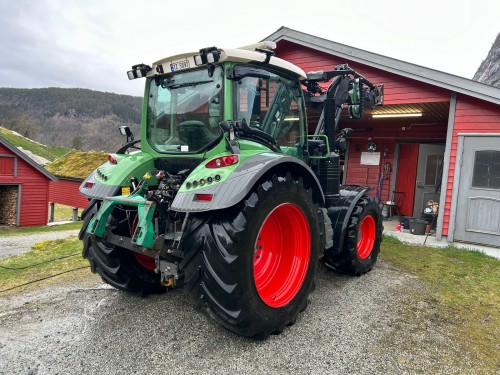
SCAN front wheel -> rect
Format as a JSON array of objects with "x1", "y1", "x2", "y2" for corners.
[
  {"x1": 80, "y1": 201, "x2": 165, "y2": 295},
  {"x1": 180, "y1": 174, "x2": 321, "y2": 338},
  {"x1": 324, "y1": 194, "x2": 382, "y2": 275}
]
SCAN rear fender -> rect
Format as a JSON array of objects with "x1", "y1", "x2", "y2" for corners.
[
  {"x1": 171, "y1": 153, "x2": 324, "y2": 212},
  {"x1": 324, "y1": 185, "x2": 371, "y2": 257}
]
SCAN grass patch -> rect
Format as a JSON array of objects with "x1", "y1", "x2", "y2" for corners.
[
  {"x1": 0, "y1": 126, "x2": 69, "y2": 161},
  {"x1": 381, "y1": 237, "x2": 500, "y2": 371},
  {"x1": 0, "y1": 238, "x2": 88, "y2": 295},
  {"x1": 53, "y1": 204, "x2": 76, "y2": 222},
  {"x1": 0, "y1": 221, "x2": 82, "y2": 237}
]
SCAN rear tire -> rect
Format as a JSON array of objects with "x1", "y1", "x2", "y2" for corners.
[
  {"x1": 324, "y1": 194, "x2": 382, "y2": 275},
  {"x1": 180, "y1": 174, "x2": 321, "y2": 338},
  {"x1": 80, "y1": 200, "x2": 165, "y2": 295}
]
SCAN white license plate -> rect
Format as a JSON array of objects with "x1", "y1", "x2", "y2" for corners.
[{"x1": 170, "y1": 60, "x2": 190, "y2": 72}]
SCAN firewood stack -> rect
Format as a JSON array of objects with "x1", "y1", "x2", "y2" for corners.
[{"x1": 0, "y1": 186, "x2": 18, "y2": 225}]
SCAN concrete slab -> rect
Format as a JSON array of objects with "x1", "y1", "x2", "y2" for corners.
[{"x1": 383, "y1": 223, "x2": 500, "y2": 260}]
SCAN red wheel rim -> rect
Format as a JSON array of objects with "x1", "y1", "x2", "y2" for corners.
[
  {"x1": 253, "y1": 203, "x2": 311, "y2": 308},
  {"x1": 131, "y1": 215, "x2": 156, "y2": 271},
  {"x1": 357, "y1": 215, "x2": 376, "y2": 260}
]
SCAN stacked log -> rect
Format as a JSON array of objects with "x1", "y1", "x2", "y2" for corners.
[{"x1": 0, "y1": 186, "x2": 18, "y2": 225}]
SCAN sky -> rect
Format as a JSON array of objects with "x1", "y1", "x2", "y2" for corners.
[{"x1": 0, "y1": 0, "x2": 499, "y2": 97}]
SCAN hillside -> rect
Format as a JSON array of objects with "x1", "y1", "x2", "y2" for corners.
[
  {"x1": 0, "y1": 87, "x2": 142, "y2": 152},
  {"x1": 473, "y1": 33, "x2": 500, "y2": 88},
  {"x1": 0, "y1": 126, "x2": 69, "y2": 162}
]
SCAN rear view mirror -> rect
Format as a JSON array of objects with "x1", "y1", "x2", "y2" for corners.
[
  {"x1": 348, "y1": 79, "x2": 363, "y2": 119},
  {"x1": 119, "y1": 126, "x2": 134, "y2": 142}
]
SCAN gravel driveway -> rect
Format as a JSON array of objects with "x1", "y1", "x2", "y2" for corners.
[
  {"x1": 0, "y1": 230, "x2": 80, "y2": 259},
  {"x1": 0, "y1": 259, "x2": 470, "y2": 374}
]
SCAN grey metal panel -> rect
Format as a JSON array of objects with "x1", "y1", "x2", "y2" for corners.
[
  {"x1": 171, "y1": 154, "x2": 324, "y2": 212},
  {"x1": 16, "y1": 184, "x2": 21, "y2": 226},
  {"x1": 79, "y1": 171, "x2": 120, "y2": 199},
  {"x1": 437, "y1": 92, "x2": 457, "y2": 240},
  {"x1": 466, "y1": 197, "x2": 500, "y2": 235},
  {"x1": 264, "y1": 27, "x2": 500, "y2": 105}
]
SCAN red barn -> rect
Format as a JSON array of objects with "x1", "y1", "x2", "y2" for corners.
[
  {"x1": 48, "y1": 177, "x2": 89, "y2": 210},
  {"x1": 0, "y1": 137, "x2": 57, "y2": 226},
  {"x1": 267, "y1": 27, "x2": 500, "y2": 248}
]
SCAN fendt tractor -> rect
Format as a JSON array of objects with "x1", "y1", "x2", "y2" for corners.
[{"x1": 79, "y1": 41, "x2": 384, "y2": 338}]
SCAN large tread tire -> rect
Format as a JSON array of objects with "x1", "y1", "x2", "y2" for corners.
[
  {"x1": 325, "y1": 194, "x2": 382, "y2": 275},
  {"x1": 80, "y1": 201, "x2": 165, "y2": 296},
  {"x1": 180, "y1": 174, "x2": 321, "y2": 338}
]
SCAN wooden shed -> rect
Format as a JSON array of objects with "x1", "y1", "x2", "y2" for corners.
[
  {"x1": 267, "y1": 27, "x2": 500, "y2": 248},
  {"x1": 0, "y1": 137, "x2": 57, "y2": 226}
]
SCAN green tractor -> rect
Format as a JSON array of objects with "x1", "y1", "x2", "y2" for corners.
[{"x1": 79, "y1": 41, "x2": 384, "y2": 338}]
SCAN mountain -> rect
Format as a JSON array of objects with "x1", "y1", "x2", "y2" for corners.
[
  {"x1": 473, "y1": 33, "x2": 500, "y2": 88},
  {"x1": 0, "y1": 87, "x2": 142, "y2": 152}
]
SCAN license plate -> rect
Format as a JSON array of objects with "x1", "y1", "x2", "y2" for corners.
[
  {"x1": 121, "y1": 187, "x2": 131, "y2": 195},
  {"x1": 170, "y1": 60, "x2": 190, "y2": 72}
]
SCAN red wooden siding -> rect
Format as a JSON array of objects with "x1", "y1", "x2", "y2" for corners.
[
  {"x1": 274, "y1": 41, "x2": 450, "y2": 204},
  {"x1": 49, "y1": 178, "x2": 89, "y2": 208},
  {"x1": 0, "y1": 145, "x2": 50, "y2": 226},
  {"x1": 442, "y1": 95, "x2": 500, "y2": 235},
  {"x1": 275, "y1": 41, "x2": 450, "y2": 105}
]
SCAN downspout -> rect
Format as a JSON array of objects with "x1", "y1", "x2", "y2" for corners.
[{"x1": 436, "y1": 92, "x2": 457, "y2": 240}]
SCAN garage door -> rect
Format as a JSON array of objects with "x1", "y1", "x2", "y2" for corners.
[{"x1": 454, "y1": 135, "x2": 500, "y2": 247}]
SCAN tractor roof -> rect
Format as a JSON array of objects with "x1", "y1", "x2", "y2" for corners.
[{"x1": 150, "y1": 42, "x2": 307, "y2": 80}]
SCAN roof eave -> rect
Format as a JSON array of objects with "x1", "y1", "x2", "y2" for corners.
[
  {"x1": 0, "y1": 137, "x2": 58, "y2": 181},
  {"x1": 264, "y1": 27, "x2": 500, "y2": 106}
]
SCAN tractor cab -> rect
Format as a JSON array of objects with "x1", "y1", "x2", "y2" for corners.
[{"x1": 129, "y1": 42, "x2": 310, "y2": 160}]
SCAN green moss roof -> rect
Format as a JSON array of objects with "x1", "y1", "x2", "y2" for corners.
[
  {"x1": 0, "y1": 127, "x2": 69, "y2": 161},
  {"x1": 47, "y1": 150, "x2": 108, "y2": 179}
]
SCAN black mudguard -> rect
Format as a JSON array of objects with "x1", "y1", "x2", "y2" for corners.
[{"x1": 324, "y1": 185, "x2": 372, "y2": 257}]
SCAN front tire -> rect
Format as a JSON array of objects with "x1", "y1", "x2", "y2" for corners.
[
  {"x1": 180, "y1": 174, "x2": 321, "y2": 338},
  {"x1": 324, "y1": 194, "x2": 382, "y2": 275},
  {"x1": 80, "y1": 200, "x2": 165, "y2": 295}
]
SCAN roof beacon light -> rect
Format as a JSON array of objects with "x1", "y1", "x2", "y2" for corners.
[{"x1": 240, "y1": 41, "x2": 277, "y2": 51}]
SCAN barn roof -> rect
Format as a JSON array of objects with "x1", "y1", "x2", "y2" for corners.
[
  {"x1": 264, "y1": 27, "x2": 500, "y2": 105},
  {"x1": 47, "y1": 150, "x2": 107, "y2": 180},
  {"x1": 0, "y1": 137, "x2": 57, "y2": 181}
]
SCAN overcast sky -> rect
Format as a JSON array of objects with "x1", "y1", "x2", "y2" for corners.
[{"x1": 0, "y1": 0, "x2": 498, "y2": 97}]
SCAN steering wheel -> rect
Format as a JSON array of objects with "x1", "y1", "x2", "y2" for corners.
[{"x1": 116, "y1": 139, "x2": 141, "y2": 154}]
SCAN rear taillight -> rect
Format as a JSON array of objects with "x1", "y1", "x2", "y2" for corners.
[
  {"x1": 195, "y1": 194, "x2": 213, "y2": 202},
  {"x1": 205, "y1": 155, "x2": 238, "y2": 168},
  {"x1": 107, "y1": 153, "x2": 118, "y2": 165},
  {"x1": 84, "y1": 182, "x2": 94, "y2": 188}
]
